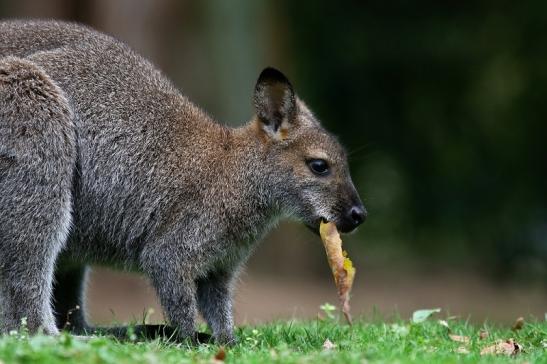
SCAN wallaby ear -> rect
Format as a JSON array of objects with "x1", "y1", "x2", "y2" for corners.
[{"x1": 253, "y1": 67, "x2": 296, "y2": 137}]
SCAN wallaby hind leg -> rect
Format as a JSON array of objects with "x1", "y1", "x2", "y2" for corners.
[{"x1": 0, "y1": 57, "x2": 76, "y2": 334}]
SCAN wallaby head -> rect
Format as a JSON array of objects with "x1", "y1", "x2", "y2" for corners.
[{"x1": 251, "y1": 67, "x2": 367, "y2": 234}]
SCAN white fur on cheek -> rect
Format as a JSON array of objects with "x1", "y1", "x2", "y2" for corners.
[{"x1": 302, "y1": 190, "x2": 334, "y2": 222}]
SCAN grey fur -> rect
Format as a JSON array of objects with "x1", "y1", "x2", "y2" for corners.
[{"x1": 0, "y1": 20, "x2": 364, "y2": 343}]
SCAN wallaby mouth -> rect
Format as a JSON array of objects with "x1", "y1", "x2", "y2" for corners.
[
  {"x1": 302, "y1": 215, "x2": 325, "y2": 236},
  {"x1": 305, "y1": 218, "x2": 323, "y2": 236},
  {"x1": 336, "y1": 221, "x2": 361, "y2": 234},
  {"x1": 311, "y1": 213, "x2": 365, "y2": 235},
  {"x1": 306, "y1": 217, "x2": 359, "y2": 236}
]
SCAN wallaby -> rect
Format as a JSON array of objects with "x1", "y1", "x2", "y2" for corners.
[{"x1": 0, "y1": 20, "x2": 366, "y2": 344}]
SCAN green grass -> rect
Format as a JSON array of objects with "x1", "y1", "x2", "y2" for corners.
[{"x1": 0, "y1": 318, "x2": 545, "y2": 363}]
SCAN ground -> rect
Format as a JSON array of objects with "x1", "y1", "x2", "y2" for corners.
[{"x1": 0, "y1": 316, "x2": 545, "y2": 363}]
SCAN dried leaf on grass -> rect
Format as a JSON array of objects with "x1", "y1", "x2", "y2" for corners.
[
  {"x1": 211, "y1": 347, "x2": 226, "y2": 363},
  {"x1": 322, "y1": 338, "x2": 336, "y2": 350},
  {"x1": 480, "y1": 339, "x2": 522, "y2": 356},
  {"x1": 512, "y1": 317, "x2": 525, "y2": 331},
  {"x1": 319, "y1": 221, "x2": 355, "y2": 325},
  {"x1": 449, "y1": 334, "x2": 470, "y2": 344}
]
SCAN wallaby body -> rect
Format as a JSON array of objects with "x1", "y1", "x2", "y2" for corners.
[{"x1": 0, "y1": 20, "x2": 365, "y2": 343}]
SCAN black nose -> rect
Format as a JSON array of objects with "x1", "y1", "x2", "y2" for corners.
[{"x1": 348, "y1": 205, "x2": 367, "y2": 227}]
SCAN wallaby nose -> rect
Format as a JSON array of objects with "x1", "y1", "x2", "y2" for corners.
[{"x1": 349, "y1": 205, "x2": 367, "y2": 227}]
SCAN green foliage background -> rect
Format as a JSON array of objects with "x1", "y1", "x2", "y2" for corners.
[{"x1": 281, "y1": 1, "x2": 547, "y2": 279}]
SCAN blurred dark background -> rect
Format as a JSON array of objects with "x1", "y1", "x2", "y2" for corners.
[{"x1": 1, "y1": 0, "x2": 545, "y2": 323}]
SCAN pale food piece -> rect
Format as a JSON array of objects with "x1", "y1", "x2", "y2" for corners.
[{"x1": 319, "y1": 221, "x2": 356, "y2": 324}]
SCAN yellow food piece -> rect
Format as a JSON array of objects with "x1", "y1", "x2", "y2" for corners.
[
  {"x1": 343, "y1": 256, "x2": 355, "y2": 280},
  {"x1": 319, "y1": 221, "x2": 356, "y2": 324}
]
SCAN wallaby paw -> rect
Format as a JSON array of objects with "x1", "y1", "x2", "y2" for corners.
[{"x1": 213, "y1": 332, "x2": 237, "y2": 346}]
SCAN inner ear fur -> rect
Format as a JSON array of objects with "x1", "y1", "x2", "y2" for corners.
[{"x1": 253, "y1": 67, "x2": 296, "y2": 135}]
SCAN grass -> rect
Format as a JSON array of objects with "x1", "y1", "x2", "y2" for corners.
[{"x1": 0, "y1": 316, "x2": 545, "y2": 363}]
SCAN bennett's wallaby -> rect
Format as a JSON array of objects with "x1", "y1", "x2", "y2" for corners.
[{"x1": 0, "y1": 20, "x2": 366, "y2": 343}]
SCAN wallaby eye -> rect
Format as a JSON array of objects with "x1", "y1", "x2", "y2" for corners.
[{"x1": 307, "y1": 159, "x2": 330, "y2": 176}]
